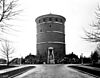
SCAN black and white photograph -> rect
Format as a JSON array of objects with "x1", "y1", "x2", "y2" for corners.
[{"x1": 0, "y1": 0, "x2": 100, "y2": 78}]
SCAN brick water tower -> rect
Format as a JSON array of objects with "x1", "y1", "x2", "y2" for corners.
[{"x1": 35, "y1": 14, "x2": 66, "y2": 64}]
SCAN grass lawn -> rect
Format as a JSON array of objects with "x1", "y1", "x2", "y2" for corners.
[
  {"x1": 0, "y1": 66, "x2": 35, "y2": 78},
  {"x1": 0, "y1": 65, "x2": 17, "y2": 70},
  {"x1": 68, "y1": 65, "x2": 100, "y2": 77},
  {"x1": 85, "y1": 64, "x2": 100, "y2": 68}
]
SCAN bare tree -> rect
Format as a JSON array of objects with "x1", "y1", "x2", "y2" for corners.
[
  {"x1": 83, "y1": 6, "x2": 100, "y2": 42},
  {"x1": 0, "y1": 0, "x2": 20, "y2": 33},
  {"x1": 0, "y1": 40, "x2": 14, "y2": 66}
]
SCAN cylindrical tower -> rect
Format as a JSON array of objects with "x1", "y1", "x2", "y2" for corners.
[{"x1": 35, "y1": 14, "x2": 66, "y2": 64}]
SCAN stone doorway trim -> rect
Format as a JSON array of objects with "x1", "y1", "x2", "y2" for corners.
[{"x1": 47, "y1": 47, "x2": 55, "y2": 64}]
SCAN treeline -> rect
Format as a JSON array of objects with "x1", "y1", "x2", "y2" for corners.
[{"x1": 7, "y1": 50, "x2": 100, "y2": 64}]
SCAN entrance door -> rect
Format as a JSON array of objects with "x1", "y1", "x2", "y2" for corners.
[{"x1": 47, "y1": 47, "x2": 55, "y2": 64}]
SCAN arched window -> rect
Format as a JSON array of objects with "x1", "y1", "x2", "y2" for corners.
[
  {"x1": 55, "y1": 18, "x2": 58, "y2": 21},
  {"x1": 60, "y1": 19, "x2": 63, "y2": 22},
  {"x1": 40, "y1": 29, "x2": 42, "y2": 32},
  {"x1": 49, "y1": 24, "x2": 51, "y2": 27},
  {"x1": 39, "y1": 20, "x2": 41, "y2": 23},
  {"x1": 43, "y1": 18, "x2": 46, "y2": 22},
  {"x1": 49, "y1": 18, "x2": 52, "y2": 21}
]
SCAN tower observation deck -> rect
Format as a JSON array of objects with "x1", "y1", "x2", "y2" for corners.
[{"x1": 35, "y1": 14, "x2": 66, "y2": 64}]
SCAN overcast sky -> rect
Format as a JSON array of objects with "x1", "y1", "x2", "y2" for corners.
[{"x1": 0, "y1": 0, "x2": 100, "y2": 59}]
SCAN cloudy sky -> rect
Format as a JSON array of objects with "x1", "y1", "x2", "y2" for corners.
[{"x1": 0, "y1": 0, "x2": 100, "y2": 59}]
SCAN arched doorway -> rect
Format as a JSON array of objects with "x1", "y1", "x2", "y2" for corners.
[{"x1": 47, "y1": 47, "x2": 55, "y2": 64}]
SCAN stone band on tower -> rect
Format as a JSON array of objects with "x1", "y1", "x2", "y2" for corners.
[{"x1": 35, "y1": 14, "x2": 66, "y2": 64}]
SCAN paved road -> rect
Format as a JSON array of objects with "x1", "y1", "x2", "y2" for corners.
[{"x1": 16, "y1": 64, "x2": 95, "y2": 78}]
